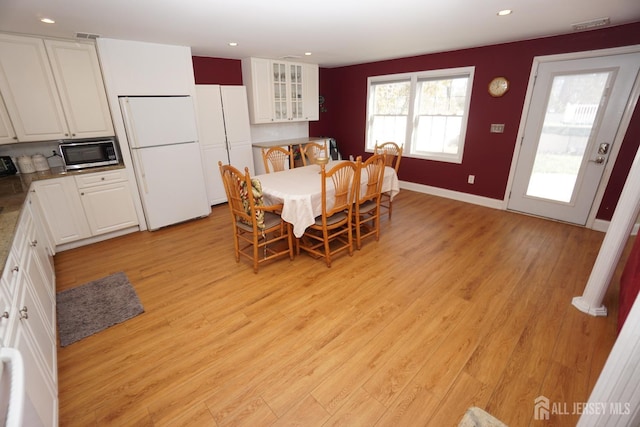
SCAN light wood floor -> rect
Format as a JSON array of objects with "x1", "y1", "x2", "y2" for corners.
[{"x1": 54, "y1": 190, "x2": 630, "y2": 426}]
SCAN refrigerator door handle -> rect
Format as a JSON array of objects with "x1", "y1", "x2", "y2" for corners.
[
  {"x1": 131, "y1": 149, "x2": 149, "y2": 194},
  {"x1": 119, "y1": 97, "x2": 140, "y2": 149}
]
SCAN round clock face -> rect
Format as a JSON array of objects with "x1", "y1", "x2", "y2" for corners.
[{"x1": 488, "y1": 77, "x2": 509, "y2": 97}]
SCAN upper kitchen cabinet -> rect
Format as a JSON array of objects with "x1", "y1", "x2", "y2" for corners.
[
  {"x1": 44, "y1": 39, "x2": 114, "y2": 139},
  {"x1": 242, "y1": 57, "x2": 319, "y2": 124},
  {"x1": 0, "y1": 33, "x2": 114, "y2": 142},
  {"x1": 96, "y1": 38, "x2": 196, "y2": 96},
  {"x1": 0, "y1": 95, "x2": 16, "y2": 144}
]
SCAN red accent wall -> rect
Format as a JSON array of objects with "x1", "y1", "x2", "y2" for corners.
[
  {"x1": 192, "y1": 56, "x2": 243, "y2": 85},
  {"x1": 190, "y1": 23, "x2": 640, "y2": 221},
  {"x1": 309, "y1": 22, "x2": 640, "y2": 217}
]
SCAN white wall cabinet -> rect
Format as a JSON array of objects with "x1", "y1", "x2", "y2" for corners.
[
  {"x1": 0, "y1": 33, "x2": 113, "y2": 143},
  {"x1": 195, "y1": 85, "x2": 254, "y2": 205},
  {"x1": 1, "y1": 191, "x2": 58, "y2": 427},
  {"x1": 241, "y1": 58, "x2": 319, "y2": 124},
  {"x1": 44, "y1": 39, "x2": 114, "y2": 139},
  {"x1": 0, "y1": 95, "x2": 17, "y2": 144}
]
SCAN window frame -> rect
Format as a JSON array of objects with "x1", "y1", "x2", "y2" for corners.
[{"x1": 365, "y1": 66, "x2": 475, "y2": 164}]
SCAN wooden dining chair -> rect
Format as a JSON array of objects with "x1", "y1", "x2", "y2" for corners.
[
  {"x1": 218, "y1": 161, "x2": 294, "y2": 273},
  {"x1": 262, "y1": 146, "x2": 294, "y2": 173},
  {"x1": 374, "y1": 142, "x2": 403, "y2": 219},
  {"x1": 300, "y1": 140, "x2": 328, "y2": 166},
  {"x1": 353, "y1": 154, "x2": 386, "y2": 250},
  {"x1": 297, "y1": 159, "x2": 360, "y2": 267}
]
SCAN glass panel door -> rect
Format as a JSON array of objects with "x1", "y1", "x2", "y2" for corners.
[{"x1": 526, "y1": 72, "x2": 609, "y2": 203}]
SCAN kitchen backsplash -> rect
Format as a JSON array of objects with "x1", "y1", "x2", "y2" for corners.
[{"x1": 0, "y1": 140, "x2": 65, "y2": 170}]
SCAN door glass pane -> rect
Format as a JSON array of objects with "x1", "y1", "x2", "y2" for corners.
[{"x1": 526, "y1": 72, "x2": 609, "y2": 203}]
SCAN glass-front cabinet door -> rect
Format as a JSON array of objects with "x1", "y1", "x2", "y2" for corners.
[
  {"x1": 272, "y1": 62, "x2": 288, "y2": 120},
  {"x1": 289, "y1": 64, "x2": 303, "y2": 120}
]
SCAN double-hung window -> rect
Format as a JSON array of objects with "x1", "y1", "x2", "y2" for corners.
[{"x1": 366, "y1": 66, "x2": 474, "y2": 163}]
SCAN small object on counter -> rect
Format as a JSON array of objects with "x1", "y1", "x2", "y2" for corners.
[
  {"x1": 17, "y1": 155, "x2": 36, "y2": 174},
  {"x1": 0, "y1": 156, "x2": 17, "y2": 176},
  {"x1": 32, "y1": 154, "x2": 50, "y2": 172}
]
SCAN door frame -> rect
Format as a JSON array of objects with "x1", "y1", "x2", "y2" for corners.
[{"x1": 504, "y1": 44, "x2": 640, "y2": 230}]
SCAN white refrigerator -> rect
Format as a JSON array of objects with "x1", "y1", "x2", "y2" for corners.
[{"x1": 119, "y1": 96, "x2": 210, "y2": 230}]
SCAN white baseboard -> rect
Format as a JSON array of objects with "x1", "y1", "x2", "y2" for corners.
[
  {"x1": 399, "y1": 181, "x2": 639, "y2": 236},
  {"x1": 400, "y1": 181, "x2": 506, "y2": 211}
]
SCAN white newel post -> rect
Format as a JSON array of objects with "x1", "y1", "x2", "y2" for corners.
[{"x1": 572, "y1": 145, "x2": 640, "y2": 316}]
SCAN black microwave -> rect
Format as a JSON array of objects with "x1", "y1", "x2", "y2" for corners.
[{"x1": 59, "y1": 138, "x2": 120, "y2": 170}]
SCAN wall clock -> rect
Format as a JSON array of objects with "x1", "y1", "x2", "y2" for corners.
[{"x1": 488, "y1": 76, "x2": 510, "y2": 97}]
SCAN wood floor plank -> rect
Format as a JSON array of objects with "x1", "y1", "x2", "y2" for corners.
[{"x1": 53, "y1": 191, "x2": 624, "y2": 427}]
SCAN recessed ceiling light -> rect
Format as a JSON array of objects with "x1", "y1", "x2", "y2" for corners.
[
  {"x1": 40, "y1": 17, "x2": 55, "y2": 24},
  {"x1": 228, "y1": 42, "x2": 238, "y2": 47},
  {"x1": 497, "y1": 9, "x2": 512, "y2": 16},
  {"x1": 304, "y1": 52, "x2": 312, "y2": 56}
]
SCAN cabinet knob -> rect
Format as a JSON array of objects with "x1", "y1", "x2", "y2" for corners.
[
  {"x1": 12, "y1": 266, "x2": 19, "y2": 273},
  {"x1": 30, "y1": 240, "x2": 38, "y2": 247},
  {"x1": 19, "y1": 306, "x2": 28, "y2": 320},
  {"x1": 1, "y1": 312, "x2": 8, "y2": 319}
]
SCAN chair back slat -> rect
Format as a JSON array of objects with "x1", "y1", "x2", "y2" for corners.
[
  {"x1": 358, "y1": 154, "x2": 385, "y2": 204},
  {"x1": 301, "y1": 141, "x2": 328, "y2": 166},
  {"x1": 262, "y1": 146, "x2": 294, "y2": 173},
  {"x1": 321, "y1": 160, "x2": 359, "y2": 217},
  {"x1": 374, "y1": 142, "x2": 403, "y2": 173}
]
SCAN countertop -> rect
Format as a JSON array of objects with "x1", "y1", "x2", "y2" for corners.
[
  {"x1": 0, "y1": 165, "x2": 126, "y2": 270},
  {"x1": 251, "y1": 137, "x2": 329, "y2": 148}
]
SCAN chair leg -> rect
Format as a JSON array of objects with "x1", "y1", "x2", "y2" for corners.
[
  {"x1": 323, "y1": 228, "x2": 332, "y2": 267},
  {"x1": 388, "y1": 199, "x2": 393, "y2": 220}
]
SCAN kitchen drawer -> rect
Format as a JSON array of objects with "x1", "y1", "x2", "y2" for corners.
[
  {"x1": 1, "y1": 250, "x2": 21, "y2": 300},
  {"x1": 75, "y1": 169, "x2": 127, "y2": 188}
]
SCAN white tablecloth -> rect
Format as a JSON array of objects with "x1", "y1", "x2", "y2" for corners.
[{"x1": 255, "y1": 160, "x2": 400, "y2": 238}]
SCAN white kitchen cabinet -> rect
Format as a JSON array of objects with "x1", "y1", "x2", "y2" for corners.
[
  {"x1": 32, "y1": 177, "x2": 91, "y2": 245},
  {"x1": 96, "y1": 38, "x2": 195, "y2": 96},
  {"x1": 0, "y1": 95, "x2": 17, "y2": 144},
  {"x1": 1, "y1": 191, "x2": 58, "y2": 427},
  {"x1": 0, "y1": 33, "x2": 114, "y2": 142},
  {"x1": 75, "y1": 170, "x2": 138, "y2": 235},
  {"x1": 33, "y1": 170, "x2": 138, "y2": 246},
  {"x1": 0, "y1": 33, "x2": 68, "y2": 142},
  {"x1": 242, "y1": 58, "x2": 319, "y2": 124},
  {"x1": 44, "y1": 39, "x2": 114, "y2": 139},
  {"x1": 195, "y1": 85, "x2": 254, "y2": 204}
]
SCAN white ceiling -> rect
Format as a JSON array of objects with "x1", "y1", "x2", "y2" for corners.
[{"x1": 1, "y1": 0, "x2": 639, "y2": 68}]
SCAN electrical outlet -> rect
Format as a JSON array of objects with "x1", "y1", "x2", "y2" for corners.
[{"x1": 468, "y1": 175, "x2": 475, "y2": 184}]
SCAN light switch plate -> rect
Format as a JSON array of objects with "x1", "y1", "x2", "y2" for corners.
[{"x1": 490, "y1": 124, "x2": 505, "y2": 133}]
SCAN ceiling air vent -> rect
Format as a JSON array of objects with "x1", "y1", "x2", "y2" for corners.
[
  {"x1": 571, "y1": 18, "x2": 610, "y2": 31},
  {"x1": 280, "y1": 55, "x2": 301, "y2": 60},
  {"x1": 75, "y1": 32, "x2": 100, "y2": 40}
]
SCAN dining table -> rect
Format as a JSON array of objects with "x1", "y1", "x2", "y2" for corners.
[{"x1": 254, "y1": 160, "x2": 400, "y2": 238}]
